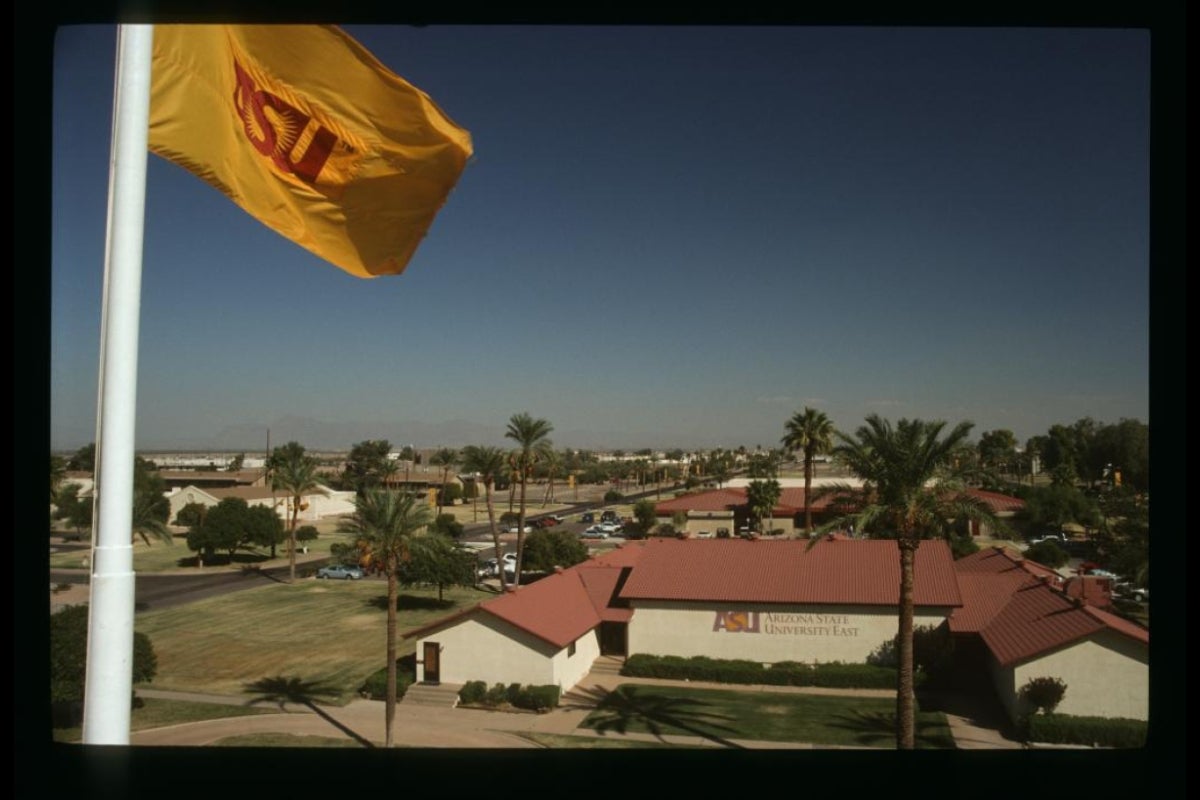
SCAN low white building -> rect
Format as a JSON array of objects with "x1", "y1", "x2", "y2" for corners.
[
  {"x1": 166, "y1": 484, "x2": 356, "y2": 523},
  {"x1": 406, "y1": 537, "x2": 1148, "y2": 725}
]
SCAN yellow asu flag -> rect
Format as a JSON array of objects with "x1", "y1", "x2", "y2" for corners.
[{"x1": 149, "y1": 25, "x2": 473, "y2": 278}]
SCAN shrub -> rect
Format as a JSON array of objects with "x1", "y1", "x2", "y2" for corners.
[
  {"x1": 622, "y1": 653, "x2": 915, "y2": 690},
  {"x1": 603, "y1": 489, "x2": 624, "y2": 502},
  {"x1": 1023, "y1": 713, "x2": 1147, "y2": 748},
  {"x1": 812, "y1": 662, "x2": 909, "y2": 689},
  {"x1": 51, "y1": 604, "x2": 157, "y2": 728},
  {"x1": 1024, "y1": 541, "x2": 1069, "y2": 568},
  {"x1": 458, "y1": 680, "x2": 487, "y2": 705},
  {"x1": 295, "y1": 525, "x2": 319, "y2": 543},
  {"x1": 359, "y1": 654, "x2": 416, "y2": 700},
  {"x1": 1019, "y1": 676, "x2": 1068, "y2": 715},
  {"x1": 866, "y1": 624, "x2": 954, "y2": 681},
  {"x1": 949, "y1": 532, "x2": 980, "y2": 559},
  {"x1": 512, "y1": 685, "x2": 561, "y2": 711},
  {"x1": 485, "y1": 683, "x2": 508, "y2": 706},
  {"x1": 432, "y1": 513, "x2": 465, "y2": 539},
  {"x1": 506, "y1": 682, "x2": 523, "y2": 705},
  {"x1": 439, "y1": 483, "x2": 463, "y2": 505}
]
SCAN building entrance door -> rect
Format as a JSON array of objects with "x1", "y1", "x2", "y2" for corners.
[{"x1": 423, "y1": 642, "x2": 440, "y2": 684}]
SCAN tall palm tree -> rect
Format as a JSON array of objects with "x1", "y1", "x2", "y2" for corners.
[
  {"x1": 505, "y1": 412, "x2": 553, "y2": 585},
  {"x1": 782, "y1": 407, "x2": 836, "y2": 535},
  {"x1": 338, "y1": 490, "x2": 433, "y2": 748},
  {"x1": 824, "y1": 415, "x2": 994, "y2": 750},
  {"x1": 460, "y1": 445, "x2": 509, "y2": 590},
  {"x1": 270, "y1": 443, "x2": 319, "y2": 583},
  {"x1": 429, "y1": 447, "x2": 459, "y2": 516},
  {"x1": 130, "y1": 488, "x2": 173, "y2": 546},
  {"x1": 540, "y1": 447, "x2": 561, "y2": 506}
]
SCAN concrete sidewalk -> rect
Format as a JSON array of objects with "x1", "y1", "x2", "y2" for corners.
[{"x1": 127, "y1": 665, "x2": 1023, "y2": 749}]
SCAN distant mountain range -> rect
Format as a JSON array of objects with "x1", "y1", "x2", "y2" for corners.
[{"x1": 125, "y1": 415, "x2": 734, "y2": 453}]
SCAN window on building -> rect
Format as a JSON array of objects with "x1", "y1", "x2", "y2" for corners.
[{"x1": 568, "y1": 641, "x2": 576, "y2": 657}]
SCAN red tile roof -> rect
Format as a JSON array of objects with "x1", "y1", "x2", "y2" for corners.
[
  {"x1": 578, "y1": 568, "x2": 634, "y2": 623},
  {"x1": 953, "y1": 547, "x2": 1148, "y2": 665},
  {"x1": 618, "y1": 538, "x2": 962, "y2": 607},
  {"x1": 480, "y1": 570, "x2": 603, "y2": 648},
  {"x1": 656, "y1": 487, "x2": 1023, "y2": 517}
]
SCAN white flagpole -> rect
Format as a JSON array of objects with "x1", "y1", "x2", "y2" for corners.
[{"x1": 82, "y1": 23, "x2": 153, "y2": 746}]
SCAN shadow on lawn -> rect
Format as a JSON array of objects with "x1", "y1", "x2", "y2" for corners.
[
  {"x1": 365, "y1": 594, "x2": 457, "y2": 611},
  {"x1": 243, "y1": 676, "x2": 374, "y2": 748},
  {"x1": 825, "y1": 708, "x2": 956, "y2": 749},
  {"x1": 565, "y1": 685, "x2": 743, "y2": 749}
]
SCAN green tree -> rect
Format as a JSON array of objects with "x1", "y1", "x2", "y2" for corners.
[
  {"x1": 173, "y1": 502, "x2": 208, "y2": 528},
  {"x1": 270, "y1": 441, "x2": 319, "y2": 582},
  {"x1": 341, "y1": 439, "x2": 397, "y2": 496},
  {"x1": 51, "y1": 604, "x2": 156, "y2": 728},
  {"x1": 745, "y1": 479, "x2": 781, "y2": 534},
  {"x1": 522, "y1": 528, "x2": 589, "y2": 572},
  {"x1": 1018, "y1": 484, "x2": 1101, "y2": 535},
  {"x1": 631, "y1": 499, "x2": 658, "y2": 537},
  {"x1": 1023, "y1": 540, "x2": 1069, "y2": 568},
  {"x1": 977, "y1": 429, "x2": 1018, "y2": 480},
  {"x1": 782, "y1": 407, "x2": 835, "y2": 535},
  {"x1": 428, "y1": 447, "x2": 459, "y2": 516},
  {"x1": 431, "y1": 513, "x2": 464, "y2": 539},
  {"x1": 50, "y1": 454, "x2": 67, "y2": 503},
  {"x1": 505, "y1": 412, "x2": 554, "y2": 585},
  {"x1": 1096, "y1": 487, "x2": 1149, "y2": 587},
  {"x1": 400, "y1": 532, "x2": 474, "y2": 602},
  {"x1": 461, "y1": 445, "x2": 511, "y2": 590},
  {"x1": 825, "y1": 415, "x2": 997, "y2": 750},
  {"x1": 338, "y1": 490, "x2": 433, "y2": 747},
  {"x1": 67, "y1": 442, "x2": 96, "y2": 472},
  {"x1": 53, "y1": 483, "x2": 92, "y2": 538},
  {"x1": 227, "y1": 453, "x2": 245, "y2": 472},
  {"x1": 186, "y1": 497, "x2": 259, "y2": 564}
]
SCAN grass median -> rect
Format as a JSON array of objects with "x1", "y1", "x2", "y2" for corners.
[
  {"x1": 576, "y1": 684, "x2": 955, "y2": 749},
  {"x1": 134, "y1": 580, "x2": 494, "y2": 703}
]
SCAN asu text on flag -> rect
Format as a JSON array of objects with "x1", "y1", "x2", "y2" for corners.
[{"x1": 149, "y1": 25, "x2": 473, "y2": 278}]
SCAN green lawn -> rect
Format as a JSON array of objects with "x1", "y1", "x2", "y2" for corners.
[
  {"x1": 578, "y1": 684, "x2": 955, "y2": 749},
  {"x1": 512, "y1": 732, "x2": 709, "y2": 749},
  {"x1": 134, "y1": 581, "x2": 493, "y2": 702},
  {"x1": 209, "y1": 733, "x2": 363, "y2": 747},
  {"x1": 52, "y1": 697, "x2": 281, "y2": 742}
]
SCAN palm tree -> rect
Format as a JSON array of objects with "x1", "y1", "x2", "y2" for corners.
[
  {"x1": 130, "y1": 489, "x2": 173, "y2": 546},
  {"x1": 824, "y1": 415, "x2": 994, "y2": 750},
  {"x1": 505, "y1": 412, "x2": 554, "y2": 585},
  {"x1": 460, "y1": 445, "x2": 509, "y2": 590},
  {"x1": 338, "y1": 490, "x2": 433, "y2": 748},
  {"x1": 429, "y1": 447, "x2": 459, "y2": 516},
  {"x1": 782, "y1": 407, "x2": 836, "y2": 535},
  {"x1": 270, "y1": 442, "x2": 319, "y2": 583},
  {"x1": 744, "y1": 479, "x2": 781, "y2": 535},
  {"x1": 50, "y1": 454, "x2": 67, "y2": 504}
]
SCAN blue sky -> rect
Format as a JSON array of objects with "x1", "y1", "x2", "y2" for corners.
[{"x1": 50, "y1": 25, "x2": 1150, "y2": 452}]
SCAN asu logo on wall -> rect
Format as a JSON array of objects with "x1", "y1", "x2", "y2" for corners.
[{"x1": 712, "y1": 611, "x2": 761, "y2": 633}]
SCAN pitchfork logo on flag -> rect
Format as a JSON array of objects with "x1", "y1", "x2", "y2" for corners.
[
  {"x1": 233, "y1": 58, "x2": 341, "y2": 185},
  {"x1": 149, "y1": 25, "x2": 473, "y2": 278}
]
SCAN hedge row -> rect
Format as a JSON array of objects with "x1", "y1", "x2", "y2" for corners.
[
  {"x1": 1023, "y1": 713, "x2": 1148, "y2": 748},
  {"x1": 458, "y1": 681, "x2": 561, "y2": 712},
  {"x1": 621, "y1": 653, "x2": 920, "y2": 689}
]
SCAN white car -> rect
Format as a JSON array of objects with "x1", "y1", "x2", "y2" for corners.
[
  {"x1": 581, "y1": 527, "x2": 609, "y2": 540},
  {"x1": 597, "y1": 522, "x2": 620, "y2": 534},
  {"x1": 503, "y1": 525, "x2": 533, "y2": 534}
]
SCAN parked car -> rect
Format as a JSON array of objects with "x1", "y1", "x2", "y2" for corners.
[
  {"x1": 502, "y1": 553, "x2": 517, "y2": 565},
  {"x1": 1029, "y1": 533, "x2": 1068, "y2": 547},
  {"x1": 581, "y1": 527, "x2": 609, "y2": 539},
  {"x1": 601, "y1": 511, "x2": 619, "y2": 523},
  {"x1": 580, "y1": 513, "x2": 595, "y2": 523},
  {"x1": 315, "y1": 564, "x2": 364, "y2": 580},
  {"x1": 1114, "y1": 582, "x2": 1149, "y2": 602},
  {"x1": 503, "y1": 525, "x2": 533, "y2": 533}
]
